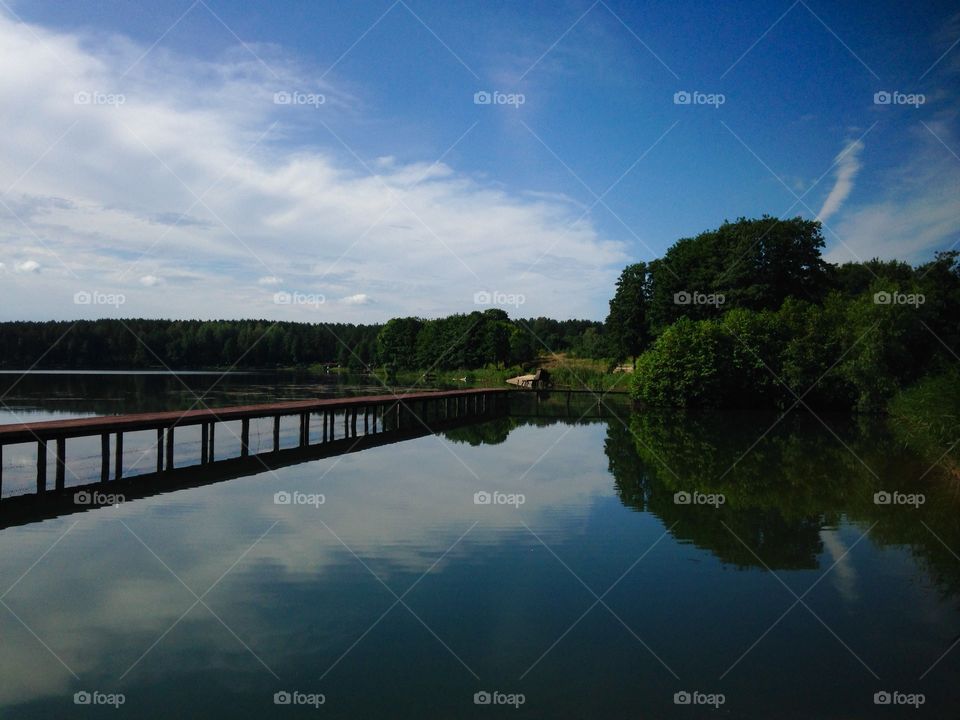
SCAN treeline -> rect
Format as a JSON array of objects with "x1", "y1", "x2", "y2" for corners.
[
  {"x1": 376, "y1": 310, "x2": 604, "y2": 370},
  {"x1": 612, "y1": 216, "x2": 960, "y2": 411},
  {"x1": 0, "y1": 320, "x2": 381, "y2": 370},
  {"x1": 0, "y1": 314, "x2": 606, "y2": 371}
]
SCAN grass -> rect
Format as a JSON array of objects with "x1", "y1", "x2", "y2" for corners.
[{"x1": 889, "y1": 370, "x2": 960, "y2": 480}]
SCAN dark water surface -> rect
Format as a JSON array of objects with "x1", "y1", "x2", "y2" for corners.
[{"x1": 0, "y1": 373, "x2": 958, "y2": 718}]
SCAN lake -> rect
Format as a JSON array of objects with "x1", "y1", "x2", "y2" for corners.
[{"x1": 0, "y1": 373, "x2": 957, "y2": 718}]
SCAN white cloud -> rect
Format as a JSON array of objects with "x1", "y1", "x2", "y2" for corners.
[
  {"x1": 14, "y1": 260, "x2": 40, "y2": 273},
  {"x1": 817, "y1": 139, "x2": 864, "y2": 222},
  {"x1": 340, "y1": 293, "x2": 370, "y2": 305},
  {"x1": 139, "y1": 274, "x2": 161, "y2": 286},
  {"x1": 257, "y1": 275, "x2": 283, "y2": 285},
  {"x1": 0, "y1": 12, "x2": 625, "y2": 322},
  {"x1": 825, "y1": 119, "x2": 960, "y2": 264}
]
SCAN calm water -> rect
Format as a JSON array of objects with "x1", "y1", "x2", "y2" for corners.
[{"x1": 0, "y1": 374, "x2": 958, "y2": 718}]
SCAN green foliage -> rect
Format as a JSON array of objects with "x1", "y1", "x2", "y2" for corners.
[
  {"x1": 889, "y1": 370, "x2": 960, "y2": 479},
  {"x1": 626, "y1": 222, "x2": 960, "y2": 412},
  {"x1": 605, "y1": 262, "x2": 650, "y2": 364},
  {"x1": 646, "y1": 216, "x2": 829, "y2": 332}
]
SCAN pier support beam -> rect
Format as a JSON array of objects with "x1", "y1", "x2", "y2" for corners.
[
  {"x1": 165, "y1": 427, "x2": 174, "y2": 470},
  {"x1": 114, "y1": 432, "x2": 123, "y2": 481},
  {"x1": 55, "y1": 438, "x2": 65, "y2": 491},
  {"x1": 241, "y1": 418, "x2": 250, "y2": 457},
  {"x1": 36, "y1": 440, "x2": 47, "y2": 493},
  {"x1": 101, "y1": 433, "x2": 110, "y2": 482}
]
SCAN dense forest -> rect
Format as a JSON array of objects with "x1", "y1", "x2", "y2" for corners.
[{"x1": 0, "y1": 315, "x2": 603, "y2": 371}]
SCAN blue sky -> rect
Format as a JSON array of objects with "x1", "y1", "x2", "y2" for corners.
[{"x1": 0, "y1": 0, "x2": 957, "y2": 321}]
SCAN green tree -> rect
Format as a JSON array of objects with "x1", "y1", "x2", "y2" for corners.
[{"x1": 605, "y1": 262, "x2": 650, "y2": 367}]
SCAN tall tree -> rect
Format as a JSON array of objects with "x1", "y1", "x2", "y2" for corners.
[{"x1": 605, "y1": 262, "x2": 651, "y2": 368}]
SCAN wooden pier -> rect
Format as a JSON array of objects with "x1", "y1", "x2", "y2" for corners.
[{"x1": 0, "y1": 389, "x2": 508, "y2": 499}]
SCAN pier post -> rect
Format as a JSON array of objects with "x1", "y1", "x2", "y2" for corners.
[
  {"x1": 101, "y1": 433, "x2": 110, "y2": 482},
  {"x1": 372, "y1": 405, "x2": 377, "y2": 433},
  {"x1": 241, "y1": 418, "x2": 250, "y2": 457},
  {"x1": 156, "y1": 428, "x2": 163, "y2": 472},
  {"x1": 273, "y1": 416, "x2": 280, "y2": 453},
  {"x1": 165, "y1": 427, "x2": 174, "y2": 470},
  {"x1": 322, "y1": 411, "x2": 328, "y2": 442},
  {"x1": 114, "y1": 432, "x2": 123, "y2": 481},
  {"x1": 209, "y1": 422, "x2": 215, "y2": 462},
  {"x1": 55, "y1": 438, "x2": 66, "y2": 490},
  {"x1": 364, "y1": 407, "x2": 369, "y2": 435},
  {"x1": 201, "y1": 422, "x2": 209, "y2": 463},
  {"x1": 351, "y1": 407, "x2": 357, "y2": 437},
  {"x1": 36, "y1": 440, "x2": 47, "y2": 493}
]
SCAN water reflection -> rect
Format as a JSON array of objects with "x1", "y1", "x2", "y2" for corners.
[{"x1": 0, "y1": 393, "x2": 958, "y2": 718}]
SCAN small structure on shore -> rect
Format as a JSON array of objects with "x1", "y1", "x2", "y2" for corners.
[{"x1": 506, "y1": 368, "x2": 551, "y2": 389}]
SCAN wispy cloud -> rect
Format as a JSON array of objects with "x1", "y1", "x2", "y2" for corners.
[
  {"x1": 817, "y1": 139, "x2": 864, "y2": 222},
  {"x1": 826, "y1": 118, "x2": 960, "y2": 264}
]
